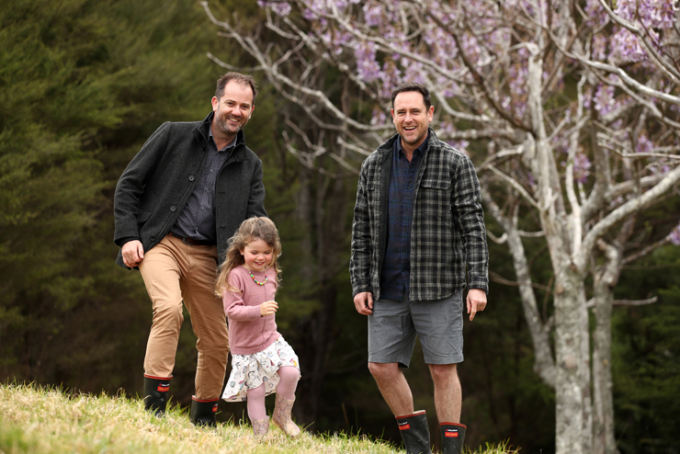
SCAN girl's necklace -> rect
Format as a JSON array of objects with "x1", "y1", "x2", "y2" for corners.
[{"x1": 249, "y1": 271, "x2": 268, "y2": 286}]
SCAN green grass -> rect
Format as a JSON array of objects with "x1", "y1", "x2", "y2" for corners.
[{"x1": 0, "y1": 383, "x2": 517, "y2": 453}]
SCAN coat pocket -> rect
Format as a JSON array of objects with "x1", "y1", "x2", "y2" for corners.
[
  {"x1": 420, "y1": 179, "x2": 451, "y2": 190},
  {"x1": 417, "y1": 178, "x2": 453, "y2": 223}
]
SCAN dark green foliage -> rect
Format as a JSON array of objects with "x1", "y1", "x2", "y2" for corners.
[
  {"x1": 613, "y1": 246, "x2": 680, "y2": 453},
  {"x1": 0, "y1": 0, "x2": 232, "y2": 392},
  {"x1": 1, "y1": 0, "x2": 112, "y2": 376}
]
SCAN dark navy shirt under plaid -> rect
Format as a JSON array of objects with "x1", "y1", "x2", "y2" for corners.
[{"x1": 380, "y1": 134, "x2": 428, "y2": 301}]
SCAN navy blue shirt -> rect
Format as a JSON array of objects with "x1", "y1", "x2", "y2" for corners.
[
  {"x1": 380, "y1": 133, "x2": 428, "y2": 301},
  {"x1": 171, "y1": 131, "x2": 235, "y2": 242}
]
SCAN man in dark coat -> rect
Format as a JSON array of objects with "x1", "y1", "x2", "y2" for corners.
[{"x1": 113, "y1": 72, "x2": 266, "y2": 426}]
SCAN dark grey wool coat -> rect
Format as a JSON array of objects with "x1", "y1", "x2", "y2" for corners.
[{"x1": 113, "y1": 112, "x2": 266, "y2": 267}]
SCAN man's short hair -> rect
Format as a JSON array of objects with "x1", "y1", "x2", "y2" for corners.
[
  {"x1": 391, "y1": 83, "x2": 432, "y2": 110},
  {"x1": 215, "y1": 72, "x2": 257, "y2": 103}
]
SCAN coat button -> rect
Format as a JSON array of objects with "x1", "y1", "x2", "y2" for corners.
[
  {"x1": 188, "y1": 175, "x2": 195, "y2": 182},
  {"x1": 170, "y1": 205, "x2": 177, "y2": 212}
]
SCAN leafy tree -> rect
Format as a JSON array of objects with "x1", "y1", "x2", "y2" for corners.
[
  {"x1": 1, "y1": 0, "x2": 118, "y2": 378},
  {"x1": 0, "y1": 0, "x2": 243, "y2": 397}
]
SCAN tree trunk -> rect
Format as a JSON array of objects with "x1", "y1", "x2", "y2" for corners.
[
  {"x1": 591, "y1": 238, "x2": 625, "y2": 454},
  {"x1": 591, "y1": 286, "x2": 617, "y2": 454},
  {"x1": 527, "y1": 35, "x2": 593, "y2": 453},
  {"x1": 553, "y1": 268, "x2": 593, "y2": 454},
  {"x1": 481, "y1": 194, "x2": 556, "y2": 387}
]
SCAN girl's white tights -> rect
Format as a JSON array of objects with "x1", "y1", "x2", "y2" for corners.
[{"x1": 246, "y1": 366, "x2": 300, "y2": 422}]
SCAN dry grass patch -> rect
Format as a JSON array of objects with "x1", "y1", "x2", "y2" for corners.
[
  {"x1": 0, "y1": 383, "x2": 396, "y2": 453},
  {"x1": 0, "y1": 383, "x2": 519, "y2": 453}
]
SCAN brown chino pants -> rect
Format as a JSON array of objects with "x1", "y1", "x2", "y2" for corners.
[{"x1": 138, "y1": 234, "x2": 229, "y2": 400}]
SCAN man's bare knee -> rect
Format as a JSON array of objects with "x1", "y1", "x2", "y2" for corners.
[
  {"x1": 428, "y1": 363, "x2": 458, "y2": 384},
  {"x1": 368, "y1": 362, "x2": 400, "y2": 381}
]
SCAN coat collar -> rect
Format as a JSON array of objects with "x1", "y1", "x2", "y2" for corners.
[
  {"x1": 377, "y1": 128, "x2": 439, "y2": 162},
  {"x1": 195, "y1": 111, "x2": 248, "y2": 154}
]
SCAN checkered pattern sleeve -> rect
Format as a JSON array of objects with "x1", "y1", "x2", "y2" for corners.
[
  {"x1": 452, "y1": 154, "x2": 489, "y2": 293},
  {"x1": 350, "y1": 160, "x2": 373, "y2": 296}
]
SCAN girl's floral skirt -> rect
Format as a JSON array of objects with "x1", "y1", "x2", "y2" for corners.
[{"x1": 222, "y1": 336, "x2": 300, "y2": 402}]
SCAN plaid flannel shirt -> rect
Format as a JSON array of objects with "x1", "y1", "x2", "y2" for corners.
[{"x1": 350, "y1": 129, "x2": 489, "y2": 302}]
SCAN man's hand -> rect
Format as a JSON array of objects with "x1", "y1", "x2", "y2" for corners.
[
  {"x1": 122, "y1": 240, "x2": 145, "y2": 268},
  {"x1": 466, "y1": 289, "x2": 487, "y2": 321},
  {"x1": 260, "y1": 300, "x2": 279, "y2": 316},
  {"x1": 353, "y1": 291, "x2": 374, "y2": 316}
]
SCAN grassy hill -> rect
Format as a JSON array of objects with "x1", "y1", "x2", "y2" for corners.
[{"x1": 0, "y1": 383, "x2": 516, "y2": 453}]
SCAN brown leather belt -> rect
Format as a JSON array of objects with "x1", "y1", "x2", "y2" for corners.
[{"x1": 168, "y1": 232, "x2": 215, "y2": 246}]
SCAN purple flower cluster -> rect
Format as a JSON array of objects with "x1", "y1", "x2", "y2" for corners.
[
  {"x1": 584, "y1": 0, "x2": 610, "y2": 27},
  {"x1": 256, "y1": 0, "x2": 676, "y2": 107},
  {"x1": 669, "y1": 223, "x2": 680, "y2": 246},
  {"x1": 362, "y1": 3, "x2": 382, "y2": 27},
  {"x1": 635, "y1": 134, "x2": 654, "y2": 154},
  {"x1": 354, "y1": 41, "x2": 381, "y2": 82},
  {"x1": 573, "y1": 153, "x2": 592, "y2": 184},
  {"x1": 610, "y1": 28, "x2": 651, "y2": 63},
  {"x1": 593, "y1": 84, "x2": 616, "y2": 116},
  {"x1": 615, "y1": 0, "x2": 677, "y2": 28},
  {"x1": 258, "y1": 0, "x2": 291, "y2": 16},
  {"x1": 251, "y1": 0, "x2": 679, "y2": 196}
]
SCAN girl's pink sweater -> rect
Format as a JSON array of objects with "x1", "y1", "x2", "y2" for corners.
[{"x1": 222, "y1": 265, "x2": 280, "y2": 355}]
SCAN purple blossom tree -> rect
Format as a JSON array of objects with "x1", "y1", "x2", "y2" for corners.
[{"x1": 203, "y1": 1, "x2": 680, "y2": 452}]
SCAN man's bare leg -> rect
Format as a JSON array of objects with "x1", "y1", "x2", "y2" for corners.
[
  {"x1": 368, "y1": 362, "x2": 414, "y2": 416},
  {"x1": 428, "y1": 363, "x2": 462, "y2": 423}
]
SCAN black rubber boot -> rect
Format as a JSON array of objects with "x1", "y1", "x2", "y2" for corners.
[
  {"x1": 440, "y1": 422, "x2": 466, "y2": 454},
  {"x1": 143, "y1": 375, "x2": 171, "y2": 416},
  {"x1": 190, "y1": 397, "x2": 219, "y2": 427},
  {"x1": 396, "y1": 410, "x2": 432, "y2": 454}
]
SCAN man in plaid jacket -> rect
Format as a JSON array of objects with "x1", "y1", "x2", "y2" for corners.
[{"x1": 350, "y1": 83, "x2": 489, "y2": 454}]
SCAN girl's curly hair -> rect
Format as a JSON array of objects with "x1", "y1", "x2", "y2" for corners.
[{"x1": 215, "y1": 216, "x2": 282, "y2": 296}]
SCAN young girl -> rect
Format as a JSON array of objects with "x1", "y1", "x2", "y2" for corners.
[{"x1": 215, "y1": 216, "x2": 301, "y2": 438}]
